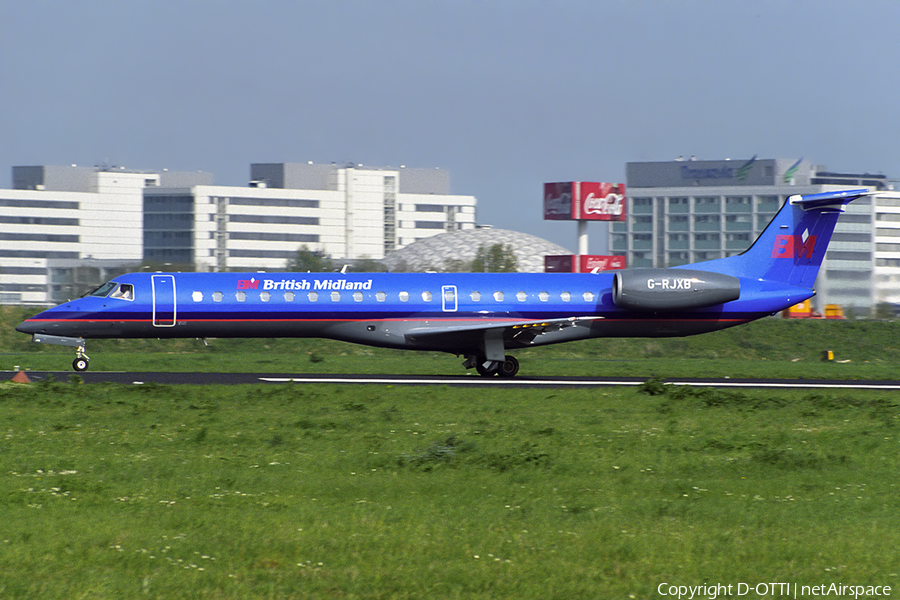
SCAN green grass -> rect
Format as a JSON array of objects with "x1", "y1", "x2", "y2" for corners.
[
  {"x1": 2, "y1": 380, "x2": 899, "y2": 598},
  {"x1": 4, "y1": 306, "x2": 900, "y2": 596}
]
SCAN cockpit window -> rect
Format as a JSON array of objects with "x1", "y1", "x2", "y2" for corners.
[
  {"x1": 88, "y1": 281, "x2": 119, "y2": 297},
  {"x1": 110, "y1": 284, "x2": 134, "y2": 300}
]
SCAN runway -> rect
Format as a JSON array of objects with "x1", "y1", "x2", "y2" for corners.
[{"x1": 7, "y1": 371, "x2": 900, "y2": 390}]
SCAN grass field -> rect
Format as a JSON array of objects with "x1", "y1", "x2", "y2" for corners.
[
  {"x1": 3, "y1": 309, "x2": 900, "y2": 598},
  {"x1": 2, "y1": 379, "x2": 899, "y2": 598}
]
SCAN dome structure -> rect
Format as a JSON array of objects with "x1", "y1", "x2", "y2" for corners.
[{"x1": 383, "y1": 228, "x2": 572, "y2": 273}]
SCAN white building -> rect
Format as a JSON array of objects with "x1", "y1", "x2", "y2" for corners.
[
  {"x1": 1, "y1": 162, "x2": 477, "y2": 303},
  {"x1": 0, "y1": 166, "x2": 183, "y2": 303},
  {"x1": 611, "y1": 158, "x2": 898, "y2": 313},
  {"x1": 145, "y1": 163, "x2": 477, "y2": 272}
]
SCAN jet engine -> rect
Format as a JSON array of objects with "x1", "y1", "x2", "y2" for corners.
[{"x1": 612, "y1": 268, "x2": 740, "y2": 312}]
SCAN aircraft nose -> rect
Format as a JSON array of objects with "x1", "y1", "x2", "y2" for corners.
[{"x1": 15, "y1": 319, "x2": 42, "y2": 335}]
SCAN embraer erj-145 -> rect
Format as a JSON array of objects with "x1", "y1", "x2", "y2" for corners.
[{"x1": 15, "y1": 189, "x2": 880, "y2": 377}]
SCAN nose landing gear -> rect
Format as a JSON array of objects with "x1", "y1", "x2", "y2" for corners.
[
  {"x1": 73, "y1": 346, "x2": 90, "y2": 372},
  {"x1": 30, "y1": 334, "x2": 90, "y2": 371}
]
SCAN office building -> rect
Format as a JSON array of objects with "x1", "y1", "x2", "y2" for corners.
[
  {"x1": 1, "y1": 162, "x2": 476, "y2": 304},
  {"x1": 146, "y1": 163, "x2": 476, "y2": 272}
]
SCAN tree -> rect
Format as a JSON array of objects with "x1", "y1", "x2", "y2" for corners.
[
  {"x1": 470, "y1": 243, "x2": 518, "y2": 273},
  {"x1": 442, "y1": 258, "x2": 471, "y2": 273},
  {"x1": 287, "y1": 245, "x2": 334, "y2": 272},
  {"x1": 345, "y1": 257, "x2": 388, "y2": 273}
]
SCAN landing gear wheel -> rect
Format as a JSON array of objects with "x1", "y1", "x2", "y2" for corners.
[
  {"x1": 475, "y1": 359, "x2": 497, "y2": 377},
  {"x1": 73, "y1": 357, "x2": 89, "y2": 372},
  {"x1": 497, "y1": 355, "x2": 519, "y2": 378}
]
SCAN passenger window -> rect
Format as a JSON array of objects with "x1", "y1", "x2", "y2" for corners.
[
  {"x1": 422, "y1": 291, "x2": 433, "y2": 302},
  {"x1": 470, "y1": 291, "x2": 481, "y2": 302},
  {"x1": 260, "y1": 291, "x2": 271, "y2": 302},
  {"x1": 399, "y1": 291, "x2": 409, "y2": 302},
  {"x1": 493, "y1": 291, "x2": 504, "y2": 302},
  {"x1": 192, "y1": 291, "x2": 203, "y2": 302},
  {"x1": 331, "y1": 291, "x2": 341, "y2": 302},
  {"x1": 236, "y1": 291, "x2": 247, "y2": 302},
  {"x1": 583, "y1": 291, "x2": 595, "y2": 302},
  {"x1": 539, "y1": 291, "x2": 549, "y2": 302},
  {"x1": 308, "y1": 291, "x2": 318, "y2": 302},
  {"x1": 376, "y1": 291, "x2": 386, "y2": 302},
  {"x1": 212, "y1": 291, "x2": 224, "y2": 302},
  {"x1": 353, "y1": 291, "x2": 364, "y2": 302},
  {"x1": 561, "y1": 292, "x2": 571, "y2": 302},
  {"x1": 516, "y1": 291, "x2": 527, "y2": 302},
  {"x1": 284, "y1": 291, "x2": 295, "y2": 302}
]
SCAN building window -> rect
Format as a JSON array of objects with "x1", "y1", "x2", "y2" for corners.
[{"x1": 414, "y1": 221, "x2": 445, "y2": 230}]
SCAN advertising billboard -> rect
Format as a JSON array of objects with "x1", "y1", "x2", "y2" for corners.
[
  {"x1": 544, "y1": 254, "x2": 627, "y2": 273},
  {"x1": 543, "y1": 182, "x2": 626, "y2": 221}
]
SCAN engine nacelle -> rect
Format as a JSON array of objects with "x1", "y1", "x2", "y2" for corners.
[{"x1": 612, "y1": 268, "x2": 741, "y2": 312}]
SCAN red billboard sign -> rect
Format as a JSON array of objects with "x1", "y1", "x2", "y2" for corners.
[
  {"x1": 543, "y1": 182, "x2": 626, "y2": 221},
  {"x1": 544, "y1": 255, "x2": 627, "y2": 273},
  {"x1": 579, "y1": 255, "x2": 626, "y2": 272}
]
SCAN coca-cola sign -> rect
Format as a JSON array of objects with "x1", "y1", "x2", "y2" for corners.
[
  {"x1": 544, "y1": 254, "x2": 627, "y2": 273},
  {"x1": 543, "y1": 182, "x2": 626, "y2": 221},
  {"x1": 577, "y1": 182, "x2": 626, "y2": 221},
  {"x1": 543, "y1": 182, "x2": 574, "y2": 220},
  {"x1": 580, "y1": 255, "x2": 626, "y2": 272}
]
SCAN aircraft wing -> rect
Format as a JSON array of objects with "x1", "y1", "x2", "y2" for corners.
[{"x1": 403, "y1": 315, "x2": 603, "y2": 354}]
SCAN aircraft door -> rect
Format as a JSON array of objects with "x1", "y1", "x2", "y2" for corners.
[
  {"x1": 441, "y1": 285, "x2": 458, "y2": 312},
  {"x1": 152, "y1": 274, "x2": 177, "y2": 327}
]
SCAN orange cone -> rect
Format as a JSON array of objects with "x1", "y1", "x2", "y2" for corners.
[{"x1": 11, "y1": 371, "x2": 31, "y2": 383}]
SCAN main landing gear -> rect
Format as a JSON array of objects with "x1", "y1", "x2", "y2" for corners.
[{"x1": 467, "y1": 354, "x2": 520, "y2": 378}]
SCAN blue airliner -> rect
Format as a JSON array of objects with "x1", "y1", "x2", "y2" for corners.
[{"x1": 16, "y1": 189, "x2": 872, "y2": 376}]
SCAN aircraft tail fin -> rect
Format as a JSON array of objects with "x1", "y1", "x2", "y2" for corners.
[{"x1": 687, "y1": 189, "x2": 872, "y2": 288}]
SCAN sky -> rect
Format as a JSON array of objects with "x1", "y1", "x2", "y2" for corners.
[{"x1": 3, "y1": 0, "x2": 899, "y2": 254}]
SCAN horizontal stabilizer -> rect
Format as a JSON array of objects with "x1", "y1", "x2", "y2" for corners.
[{"x1": 788, "y1": 188, "x2": 872, "y2": 211}]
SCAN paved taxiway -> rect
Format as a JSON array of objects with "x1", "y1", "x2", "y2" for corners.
[{"x1": 6, "y1": 371, "x2": 900, "y2": 390}]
